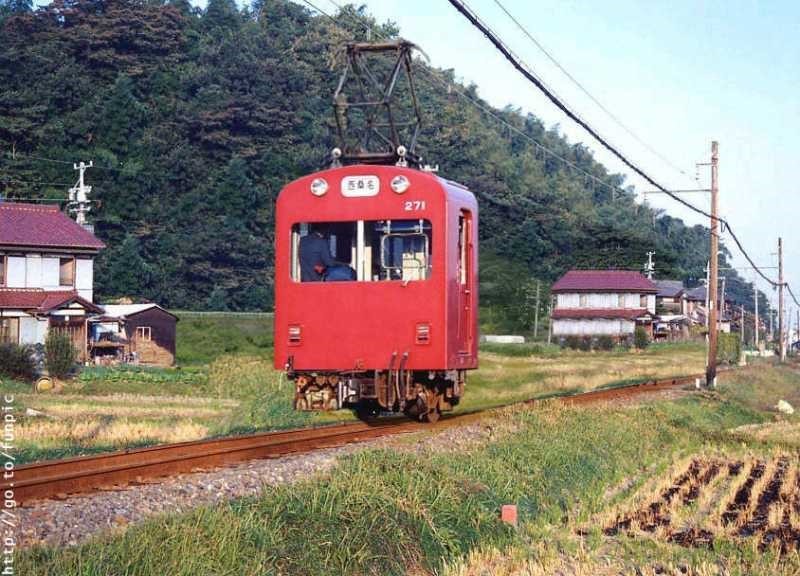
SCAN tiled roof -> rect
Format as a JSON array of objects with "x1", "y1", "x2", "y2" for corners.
[
  {"x1": 655, "y1": 280, "x2": 685, "y2": 298},
  {"x1": 0, "y1": 202, "x2": 105, "y2": 250},
  {"x1": 685, "y1": 285, "x2": 707, "y2": 301},
  {"x1": 551, "y1": 270, "x2": 658, "y2": 293},
  {"x1": 0, "y1": 288, "x2": 102, "y2": 313},
  {"x1": 551, "y1": 308, "x2": 652, "y2": 320}
]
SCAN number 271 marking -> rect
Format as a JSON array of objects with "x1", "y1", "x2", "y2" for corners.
[{"x1": 404, "y1": 200, "x2": 426, "y2": 211}]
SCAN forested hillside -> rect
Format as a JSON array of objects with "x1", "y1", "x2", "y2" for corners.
[{"x1": 0, "y1": 0, "x2": 768, "y2": 323}]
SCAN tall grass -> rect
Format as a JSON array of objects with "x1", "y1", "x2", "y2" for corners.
[{"x1": 20, "y1": 381, "x2": 776, "y2": 575}]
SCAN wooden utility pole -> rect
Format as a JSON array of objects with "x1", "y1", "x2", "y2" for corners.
[
  {"x1": 796, "y1": 308, "x2": 800, "y2": 355},
  {"x1": 706, "y1": 141, "x2": 719, "y2": 387},
  {"x1": 753, "y1": 280, "x2": 759, "y2": 349},
  {"x1": 779, "y1": 237, "x2": 786, "y2": 362},
  {"x1": 533, "y1": 280, "x2": 541, "y2": 339}
]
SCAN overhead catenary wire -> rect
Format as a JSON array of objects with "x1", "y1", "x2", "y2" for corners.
[
  {"x1": 491, "y1": 0, "x2": 694, "y2": 184},
  {"x1": 445, "y1": 0, "x2": 790, "y2": 294},
  {"x1": 302, "y1": 0, "x2": 631, "y2": 200},
  {"x1": 316, "y1": 0, "x2": 800, "y2": 306}
]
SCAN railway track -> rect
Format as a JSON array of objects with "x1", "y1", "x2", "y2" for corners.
[{"x1": 5, "y1": 372, "x2": 706, "y2": 505}]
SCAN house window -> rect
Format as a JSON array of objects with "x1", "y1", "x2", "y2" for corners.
[
  {"x1": 618, "y1": 294, "x2": 625, "y2": 308},
  {"x1": 640, "y1": 294, "x2": 648, "y2": 308},
  {"x1": 0, "y1": 255, "x2": 5, "y2": 286},
  {"x1": 0, "y1": 318, "x2": 19, "y2": 344},
  {"x1": 579, "y1": 294, "x2": 588, "y2": 307},
  {"x1": 59, "y1": 257, "x2": 75, "y2": 286},
  {"x1": 136, "y1": 326, "x2": 152, "y2": 341}
]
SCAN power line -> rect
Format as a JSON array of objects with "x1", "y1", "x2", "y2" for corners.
[
  {"x1": 301, "y1": 0, "x2": 630, "y2": 199},
  {"x1": 1, "y1": 150, "x2": 139, "y2": 176},
  {"x1": 491, "y1": 0, "x2": 694, "y2": 183},
  {"x1": 0, "y1": 175, "x2": 73, "y2": 187},
  {"x1": 445, "y1": 0, "x2": 786, "y2": 292}
]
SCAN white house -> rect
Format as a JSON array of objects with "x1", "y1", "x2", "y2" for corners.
[
  {"x1": 0, "y1": 202, "x2": 104, "y2": 359},
  {"x1": 551, "y1": 270, "x2": 657, "y2": 339}
]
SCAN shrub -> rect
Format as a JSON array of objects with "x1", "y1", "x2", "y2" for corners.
[
  {"x1": 578, "y1": 337, "x2": 592, "y2": 351},
  {"x1": 597, "y1": 335, "x2": 615, "y2": 351},
  {"x1": 45, "y1": 332, "x2": 77, "y2": 379},
  {"x1": 564, "y1": 335, "x2": 581, "y2": 350},
  {"x1": 634, "y1": 326, "x2": 650, "y2": 350},
  {"x1": 717, "y1": 332, "x2": 741, "y2": 364},
  {"x1": 0, "y1": 344, "x2": 36, "y2": 381}
]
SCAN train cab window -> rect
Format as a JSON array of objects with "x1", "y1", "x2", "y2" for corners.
[{"x1": 291, "y1": 220, "x2": 432, "y2": 282}]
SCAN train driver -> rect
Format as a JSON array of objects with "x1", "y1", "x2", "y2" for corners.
[{"x1": 299, "y1": 223, "x2": 335, "y2": 281}]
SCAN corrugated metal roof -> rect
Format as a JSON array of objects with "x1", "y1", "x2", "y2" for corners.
[
  {"x1": 0, "y1": 202, "x2": 105, "y2": 250},
  {"x1": 101, "y1": 304, "x2": 177, "y2": 320},
  {"x1": 551, "y1": 270, "x2": 658, "y2": 293}
]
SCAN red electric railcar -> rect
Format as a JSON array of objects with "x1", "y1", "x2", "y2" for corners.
[{"x1": 273, "y1": 163, "x2": 478, "y2": 422}]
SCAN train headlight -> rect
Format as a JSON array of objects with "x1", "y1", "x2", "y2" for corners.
[
  {"x1": 390, "y1": 175, "x2": 410, "y2": 194},
  {"x1": 310, "y1": 178, "x2": 328, "y2": 197}
]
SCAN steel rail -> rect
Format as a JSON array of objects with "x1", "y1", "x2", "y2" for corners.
[{"x1": 4, "y1": 371, "x2": 710, "y2": 505}]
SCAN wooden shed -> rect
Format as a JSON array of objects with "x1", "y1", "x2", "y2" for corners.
[{"x1": 98, "y1": 304, "x2": 179, "y2": 366}]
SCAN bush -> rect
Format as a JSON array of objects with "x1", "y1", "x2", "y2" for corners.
[
  {"x1": 634, "y1": 326, "x2": 650, "y2": 350},
  {"x1": 578, "y1": 337, "x2": 592, "y2": 352},
  {"x1": 597, "y1": 335, "x2": 615, "y2": 351},
  {"x1": 563, "y1": 335, "x2": 581, "y2": 350},
  {"x1": 45, "y1": 332, "x2": 77, "y2": 379},
  {"x1": 717, "y1": 332, "x2": 741, "y2": 364},
  {"x1": 0, "y1": 344, "x2": 36, "y2": 381}
]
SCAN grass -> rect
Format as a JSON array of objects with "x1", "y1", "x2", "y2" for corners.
[
  {"x1": 20, "y1": 364, "x2": 800, "y2": 575},
  {"x1": 14, "y1": 341, "x2": 708, "y2": 464},
  {"x1": 14, "y1": 355, "x2": 354, "y2": 464},
  {"x1": 458, "y1": 341, "x2": 707, "y2": 412},
  {"x1": 175, "y1": 312, "x2": 273, "y2": 365}
]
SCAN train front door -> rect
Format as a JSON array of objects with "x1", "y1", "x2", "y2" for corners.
[{"x1": 457, "y1": 210, "x2": 474, "y2": 354}]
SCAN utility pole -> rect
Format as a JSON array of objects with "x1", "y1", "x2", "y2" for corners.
[
  {"x1": 769, "y1": 306, "x2": 774, "y2": 342},
  {"x1": 704, "y1": 261, "x2": 710, "y2": 332},
  {"x1": 533, "y1": 280, "x2": 541, "y2": 339},
  {"x1": 753, "y1": 279, "x2": 759, "y2": 350},
  {"x1": 779, "y1": 237, "x2": 785, "y2": 362},
  {"x1": 796, "y1": 308, "x2": 800, "y2": 355},
  {"x1": 740, "y1": 304, "x2": 745, "y2": 345},
  {"x1": 645, "y1": 251, "x2": 656, "y2": 280},
  {"x1": 706, "y1": 141, "x2": 719, "y2": 388},
  {"x1": 68, "y1": 160, "x2": 93, "y2": 228}
]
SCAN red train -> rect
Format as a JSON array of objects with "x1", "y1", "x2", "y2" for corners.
[{"x1": 273, "y1": 163, "x2": 478, "y2": 421}]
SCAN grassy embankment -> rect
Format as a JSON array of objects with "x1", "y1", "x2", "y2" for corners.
[
  {"x1": 11, "y1": 313, "x2": 705, "y2": 464},
  {"x1": 19, "y1": 363, "x2": 800, "y2": 575}
]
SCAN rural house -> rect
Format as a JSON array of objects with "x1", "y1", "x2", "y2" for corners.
[
  {"x1": 550, "y1": 270, "x2": 657, "y2": 340},
  {"x1": 652, "y1": 279, "x2": 690, "y2": 341},
  {"x1": 0, "y1": 202, "x2": 104, "y2": 359},
  {"x1": 683, "y1": 285, "x2": 733, "y2": 333},
  {"x1": 654, "y1": 279, "x2": 686, "y2": 314},
  {"x1": 90, "y1": 304, "x2": 178, "y2": 366}
]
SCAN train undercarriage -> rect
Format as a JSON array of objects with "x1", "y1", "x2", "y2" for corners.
[{"x1": 291, "y1": 367, "x2": 465, "y2": 423}]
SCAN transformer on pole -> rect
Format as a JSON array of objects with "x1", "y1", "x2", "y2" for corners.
[{"x1": 68, "y1": 161, "x2": 93, "y2": 230}]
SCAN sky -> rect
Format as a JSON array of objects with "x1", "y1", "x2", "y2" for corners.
[
  {"x1": 35, "y1": 0, "x2": 800, "y2": 312},
  {"x1": 358, "y1": 0, "x2": 800, "y2": 312}
]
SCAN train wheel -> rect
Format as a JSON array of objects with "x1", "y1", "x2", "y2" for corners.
[
  {"x1": 356, "y1": 401, "x2": 380, "y2": 421},
  {"x1": 420, "y1": 389, "x2": 442, "y2": 423}
]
